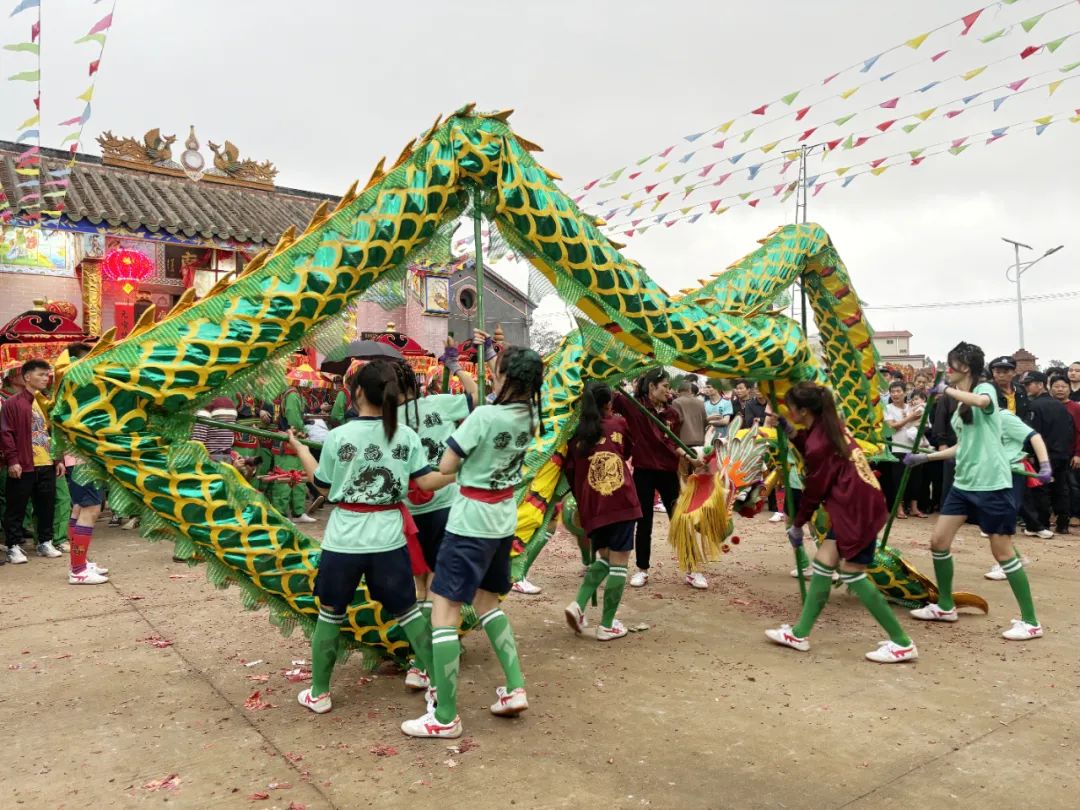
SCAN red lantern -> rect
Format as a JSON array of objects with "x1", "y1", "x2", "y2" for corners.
[{"x1": 101, "y1": 248, "x2": 154, "y2": 296}]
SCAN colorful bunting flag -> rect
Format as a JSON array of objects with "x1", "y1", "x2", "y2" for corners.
[
  {"x1": 729, "y1": 153, "x2": 745, "y2": 164},
  {"x1": 842, "y1": 176, "x2": 856, "y2": 188},
  {"x1": 712, "y1": 139, "x2": 726, "y2": 150},
  {"x1": 915, "y1": 108, "x2": 936, "y2": 120},
  {"x1": 8, "y1": 69, "x2": 40, "y2": 81},
  {"x1": 3, "y1": 41, "x2": 38, "y2": 54},
  {"x1": 834, "y1": 113, "x2": 856, "y2": 126},
  {"x1": 813, "y1": 184, "x2": 825, "y2": 197},
  {"x1": 659, "y1": 145, "x2": 675, "y2": 158},
  {"x1": 980, "y1": 29, "x2": 1005, "y2": 44},
  {"x1": 870, "y1": 165, "x2": 889, "y2": 176},
  {"x1": 9, "y1": 0, "x2": 40, "y2": 16},
  {"x1": 761, "y1": 141, "x2": 780, "y2": 153},
  {"x1": 1044, "y1": 36, "x2": 1067, "y2": 53},
  {"x1": 751, "y1": 104, "x2": 767, "y2": 115},
  {"x1": 992, "y1": 96, "x2": 1007, "y2": 111},
  {"x1": 714, "y1": 173, "x2": 731, "y2": 186},
  {"x1": 747, "y1": 164, "x2": 763, "y2": 180},
  {"x1": 880, "y1": 97, "x2": 899, "y2": 109},
  {"x1": 944, "y1": 110, "x2": 964, "y2": 119},
  {"x1": 795, "y1": 106, "x2": 811, "y2": 121},
  {"x1": 740, "y1": 129, "x2": 755, "y2": 143},
  {"x1": 948, "y1": 144, "x2": 969, "y2": 155},
  {"x1": 1007, "y1": 78, "x2": 1028, "y2": 91},
  {"x1": 716, "y1": 120, "x2": 734, "y2": 133},
  {"x1": 879, "y1": 72, "x2": 896, "y2": 82},
  {"x1": 1020, "y1": 13, "x2": 1043, "y2": 33},
  {"x1": 780, "y1": 91, "x2": 799, "y2": 105},
  {"x1": 684, "y1": 131, "x2": 706, "y2": 142},
  {"x1": 861, "y1": 54, "x2": 881, "y2": 73},
  {"x1": 960, "y1": 9, "x2": 983, "y2": 36},
  {"x1": 1048, "y1": 80, "x2": 1063, "y2": 96},
  {"x1": 698, "y1": 163, "x2": 716, "y2": 177},
  {"x1": 961, "y1": 66, "x2": 986, "y2": 80},
  {"x1": 678, "y1": 152, "x2": 694, "y2": 164},
  {"x1": 931, "y1": 50, "x2": 948, "y2": 61},
  {"x1": 962, "y1": 93, "x2": 982, "y2": 104},
  {"x1": 906, "y1": 32, "x2": 930, "y2": 49},
  {"x1": 911, "y1": 156, "x2": 926, "y2": 165},
  {"x1": 917, "y1": 81, "x2": 940, "y2": 92},
  {"x1": 840, "y1": 87, "x2": 859, "y2": 99},
  {"x1": 798, "y1": 127, "x2": 817, "y2": 141},
  {"x1": 823, "y1": 72, "x2": 839, "y2": 85},
  {"x1": 876, "y1": 119, "x2": 897, "y2": 132}
]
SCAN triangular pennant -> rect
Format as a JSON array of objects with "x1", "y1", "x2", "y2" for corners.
[
  {"x1": 659, "y1": 145, "x2": 675, "y2": 158},
  {"x1": 16, "y1": 129, "x2": 39, "y2": 143},
  {"x1": 795, "y1": 106, "x2": 811, "y2": 121},
  {"x1": 583, "y1": 179, "x2": 600, "y2": 191},
  {"x1": 825, "y1": 138, "x2": 842, "y2": 151},
  {"x1": 606, "y1": 168, "x2": 625, "y2": 182},
  {"x1": 804, "y1": 174, "x2": 819, "y2": 186},
  {"x1": 915, "y1": 107, "x2": 936, "y2": 120},
  {"x1": 1035, "y1": 122, "x2": 1053, "y2": 135},
  {"x1": 841, "y1": 135, "x2": 854, "y2": 149},
  {"x1": 780, "y1": 91, "x2": 800, "y2": 105},
  {"x1": 77, "y1": 85, "x2": 95, "y2": 102},
  {"x1": 740, "y1": 129, "x2": 755, "y2": 143},
  {"x1": 709, "y1": 199, "x2": 724, "y2": 213},
  {"x1": 992, "y1": 96, "x2": 1007, "y2": 111},
  {"x1": 761, "y1": 141, "x2": 780, "y2": 154},
  {"x1": 948, "y1": 145, "x2": 970, "y2": 155},
  {"x1": 781, "y1": 189, "x2": 795, "y2": 203},
  {"x1": 1007, "y1": 78, "x2": 1028, "y2": 91},
  {"x1": 685, "y1": 131, "x2": 706, "y2": 142},
  {"x1": 680, "y1": 207, "x2": 692, "y2": 216},
  {"x1": 1048, "y1": 80, "x2": 1063, "y2": 96},
  {"x1": 655, "y1": 213, "x2": 667, "y2": 223},
  {"x1": 714, "y1": 173, "x2": 732, "y2": 186},
  {"x1": 823, "y1": 72, "x2": 839, "y2": 84},
  {"x1": 908, "y1": 148, "x2": 925, "y2": 159},
  {"x1": 3, "y1": 41, "x2": 39, "y2": 54},
  {"x1": 931, "y1": 50, "x2": 948, "y2": 61},
  {"x1": 1019, "y1": 45, "x2": 1039, "y2": 60},
  {"x1": 664, "y1": 220, "x2": 678, "y2": 228},
  {"x1": 951, "y1": 137, "x2": 967, "y2": 148},
  {"x1": 835, "y1": 166, "x2": 850, "y2": 176},
  {"x1": 712, "y1": 139, "x2": 726, "y2": 150},
  {"x1": 799, "y1": 127, "x2": 817, "y2": 141},
  {"x1": 980, "y1": 29, "x2": 1005, "y2": 44},
  {"x1": 833, "y1": 113, "x2": 856, "y2": 126},
  {"x1": 689, "y1": 213, "x2": 703, "y2": 224},
  {"x1": 917, "y1": 81, "x2": 940, "y2": 92},
  {"x1": 961, "y1": 9, "x2": 983, "y2": 35},
  {"x1": 1020, "y1": 13, "x2": 1044, "y2": 33},
  {"x1": 628, "y1": 172, "x2": 641, "y2": 181},
  {"x1": 738, "y1": 192, "x2": 751, "y2": 201},
  {"x1": 861, "y1": 54, "x2": 881, "y2": 73},
  {"x1": 16, "y1": 113, "x2": 40, "y2": 130},
  {"x1": 74, "y1": 33, "x2": 107, "y2": 46},
  {"x1": 698, "y1": 163, "x2": 716, "y2": 177},
  {"x1": 962, "y1": 92, "x2": 982, "y2": 104},
  {"x1": 879, "y1": 97, "x2": 899, "y2": 109},
  {"x1": 1061, "y1": 61, "x2": 1080, "y2": 72},
  {"x1": 644, "y1": 183, "x2": 658, "y2": 193},
  {"x1": 813, "y1": 184, "x2": 825, "y2": 197},
  {"x1": 1045, "y1": 36, "x2": 1067, "y2": 53},
  {"x1": 747, "y1": 199, "x2": 760, "y2": 208},
  {"x1": 910, "y1": 156, "x2": 926, "y2": 165},
  {"x1": 9, "y1": 0, "x2": 40, "y2": 17},
  {"x1": 773, "y1": 184, "x2": 786, "y2": 196},
  {"x1": 678, "y1": 152, "x2": 695, "y2": 164},
  {"x1": 672, "y1": 173, "x2": 686, "y2": 185},
  {"x1": 1033, "y1": 115, "x2": 1053, "y2": 125},
  {"x1": 906, "y1": 32, "x2": 930, "y2": 49},
  {"x1": 747, "y1": 164, "x2": 763, "y2": 180},
  {"x1": 781, "y1": 159, "x2": 795, "y2": 175},
  {"x1": 751, "y1": 104, "x2": 768, "y2": 115},
  {"x1": 840, "y1": 86, "x2": 859, "y2": 99},
  {"x1": 654, "y1": 161, "x2": 669, "y2": 172},
  {"x1": 876, "y1": 119, "x2": 896, "y2": 132},
  {"x1": 870, "y1": 166, "x2": 889, "y2": 176},
  {"x1": 879, "y1": 72, "x2": 896, "y2": 82},
  {"x1": 961, "y1": 66, "x2": 986, "y2": 81},
  {"x1": 729, "y1": 153, "x2": 745, "y2": 164},
  {"x1": 8, "y1": 70, "x2": 40, "y2": 82},
  {"x1": 89, "y1": 59, "x2": 101, "y2": 76},
  {"x1": 945, "y1": 109, "x2": 964, "y2": 118},
  {"x1": 623, "y1": 230, "x2": 635, "y2": 238},
  {"x1": 683, "y1": 186, "x2": 695, "y2": 198},
  {"x1": 716, "y1": 120, "x2": 734, "y2": 133},
  {"x1": 869, "y1": 158, "x2": 886, "y2": 168}
]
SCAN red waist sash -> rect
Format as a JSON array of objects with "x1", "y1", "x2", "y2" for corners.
[
  {"x1": 335, "y1": 501, "x2": 427, "y2": 575},
  {"x1": 459, "y1": 485, "x2": 514, "y2": 503}
]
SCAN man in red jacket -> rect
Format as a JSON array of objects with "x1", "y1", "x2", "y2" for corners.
[{"x1": 1, "y1": 359, "x2": 65, "y2": 565}]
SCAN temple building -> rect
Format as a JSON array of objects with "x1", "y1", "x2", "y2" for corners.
[{"x1": 0, "y1": 128, "x2": 531, "y2": 353}]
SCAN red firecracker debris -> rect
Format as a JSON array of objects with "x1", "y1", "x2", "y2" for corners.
[
  {"x1": 139, "y1": 635, "x2": 174, "y2": 649},
  {"x1": 143, "y1": 774, "x2": 181, "y2": 792},
  {"x1": 369, "y1": 743, "x2": 399, "y2": 757},
  {"x1": 249, "y1": 792, "x2": 270, "y2": 800},
  {"x1": 244, "y1": 690, "x2": 278, "y2": 710}
]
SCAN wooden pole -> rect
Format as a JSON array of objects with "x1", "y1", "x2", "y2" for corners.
[
  {"x1": 194, "y1": 416, "x2": 322, "y2": 450},
  {"x1": 472, "y1": 185, "x2": 487, "y2": 402},
  {"x1": 769, "y1": 391, "x2": 808, "y2": 603}
]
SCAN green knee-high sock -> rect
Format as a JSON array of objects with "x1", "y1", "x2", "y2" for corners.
[
  {"x1": 480, "y1": 608, "x2": 525, "y2": 692},
  {"x1": 310, "y1": 608, "x2": 346, "y2": 696},
  {"x1": 792, "y1": 560, "x2": 836, "y2": 638},
  {"x1": 600, "y1": 566, "x2": 628, "y2": 628},
  {"x1": 397, "y1": 604, "x2": 433, "y2": 676},
  {"x1": 431, "y1": 626, "x2": 461, "y2": 724},
  {"x1": 418, "y1": 599, "x2": 433, "y2": 622},
  {"x1": 575, "y1": 558, "x2": 610, "y2": 611},
  {"x1": 1000, "y1": 555, "x2": 1039, "y2": 625},
  {"x1": 932, "y1": 549, "x2": 955, "y2": 611},
  {"x1": 842, "y1": 571, "x2": 912, "y2": 646}
]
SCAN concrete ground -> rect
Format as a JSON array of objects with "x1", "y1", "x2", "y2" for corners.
[{"x1": 2, "y1": 512, "x2": 1079, "y2": 809}]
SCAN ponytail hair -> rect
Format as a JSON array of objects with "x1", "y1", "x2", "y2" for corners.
[
  {"x1": 785, "y1": 381, "x2": 850, "y2": 459},
  {"x1": 352, "y1": 359, "x2": 400, "y2": 441},
  {"x1": 947, "y1": 341, "x2": 986, "y2": 425},
  {"x1": 390, "y1": 358, "x2": 420, "y2": 430},
  {"x1": 493, "y1": 346, "x2": 546, "y2": 435},
  {"x1": 572, "y1": 381, "x2": 612, "y2": 453}
]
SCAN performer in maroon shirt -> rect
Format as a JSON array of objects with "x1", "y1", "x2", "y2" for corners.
[
  {"x1": 765, "y1": 382, "x2": 918, "y2": 664},
  {"x1": 563, "y1": 382, "x2": 643, "y2": 641},
  {"x1": 612, "y1": 369, "x2": 702, "y2": 588}
]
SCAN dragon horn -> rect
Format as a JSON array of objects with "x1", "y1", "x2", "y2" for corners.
[
  {"x1": 164, "y1": 286, "x2": 198, "y2": 318},
  {"x1": 420, "y1": 114, "x2": 443, "y2": 144},
  {"x1": 126, "y1": 304, "x2": 159, "y2": 340},
  {"x1": 305, "y1": 201, "x2": 330, "y2": 233},
  {"x1": 239, "y1": 249, "x2": 270, "y2": 278},
  {"x1": 271, "y1": 226, "x2": 297, "y2": 256},
  {"x1": 81, "y1": 327, "x2": 117, "y2": 361},
  {"x1": 365, "y1": 157, "x2": 386, "y2": 190},
  {"x1": 333, "y1": 180, "x2": 359, "y2": 214}
]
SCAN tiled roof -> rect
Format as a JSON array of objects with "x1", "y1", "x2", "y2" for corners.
[{"x1": 0, "y1": 141, "x2": 338, "y2": 246}]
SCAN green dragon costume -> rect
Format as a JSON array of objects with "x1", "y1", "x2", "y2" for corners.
[{"x1": 49, "y1": 107, "x2": 980, "y2": 664}]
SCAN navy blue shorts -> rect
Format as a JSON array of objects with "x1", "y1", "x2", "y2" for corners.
[
  {"x1": 844, "y1": 538, "x2": 877, "y2": 566},
  {"x1": 1011, "y1": 472, "x2": 1027, "y2": 512},
  {"x1": 412, "y1": 507, "x2": 450, "y2": 571},
  {"x1": 66, "y1": 471, "x2": 104, "y2": 508},
  {"x1": 941, "y1": 486, "x2": 1016, "y2": 536},
  {"x1": 313, "y1": 546, "x2": 415, "y2": 616},
  {"x1": 590, "y1": 521, "x2": 635, "y2": 553},
  {"x1": 430, "y1": 531, "x2": 513, "y2": 603}
]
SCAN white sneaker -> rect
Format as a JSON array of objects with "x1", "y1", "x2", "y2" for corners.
[
  {"x1": 36, "y1": 542, "x2": 62, "y2": 558},
  {"x1": 596, "y1": 619, "x2": 628, "y2": 641},
  {"x1": 685, "y1": 572, "x2": 708, "y2": 589},
  {"x1": 984, "y1": 564, "x2": 1007, "y2": 581},
  {"x1": 401, "y1": 710, "x2": 462, "y2": 738},
  {"x1": 69, "y1": 568, "x2": 109, "y2": 585},
  {"x1": 1002, "y1": 618, "x2": 1043, "y2": 640},
  {"x1": 979, "y1": 531, "x2": 989, "y2": 538},
  {"x1": 564, "y1": 602, "x2": 587, "y2": 635},
  {"x1": 865, "y1": 640, "x2": 919, "y2": 663},
  {"x1": 512, "y1": 578, "x2": 542, "y2": 594},
  {"x1": 57, "y1": 541, "x2": 71, "y2": 553},
  {"x1": 1023, "y1": 529, "x2": 1054, "y2": 539},
  {"x1": 765, "y1": 624, "x2": 810, "y2": 652},
  {"x1": 404, "y1": 666, "x2": 429, "y2": 691},
  {"x1": 7, "y1": 545, "x2": 28, "y2": 564},
  {"x1": 424, "y1": 687, "x2": 437, "y2": 713},
  {"x1": 629, "y1": 569, "x2": 648, "y2": 588},
  {"x1": 653, "y1": 501, "x2": 666, "y2": 513},
  {"x1": 768, "y1": 512, "x2": 785, "y2": 523},
  {"x1": 909, "y1": 603, "x2": 959, "y2": 622},
  {"x1": 297, "y1": 688, "x2": 332, "y2": 714},
  {"x1": 490, "y1": 686, "x2": 529, "y2": 717},
  {"x1": 293, "y1": 514, "x2": 317, "y2": 524},
  {"x1": 789, "y1": 566, "x2": 813, "y2": 579},
  {"x1": 88, "y1": 561, "x2": 109, "y2": 575}
]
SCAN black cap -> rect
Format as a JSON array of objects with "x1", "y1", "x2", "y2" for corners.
[
  {"x1": 1022, "y1": 370, "x2": 1048, "y2": 385},
  {"x1": 988, "y1": 355, "x2": 1017, "y2": 370}
]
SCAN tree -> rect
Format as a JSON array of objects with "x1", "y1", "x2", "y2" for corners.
[{"x1": 529, "y1": 318, "x2": 566, "y2": 358}]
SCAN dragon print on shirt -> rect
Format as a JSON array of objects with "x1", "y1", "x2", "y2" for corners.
[{"x1": 342, "y1": 466, "x2": 402, "y2": 504}]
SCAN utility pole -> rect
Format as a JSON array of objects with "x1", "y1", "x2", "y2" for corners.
[
  {"x1": 794, "y1": 143, "x2": 826, "y2": 334},
  {"x1": 1002, "y1": 238, "x2": 1064, "y2": 350}
]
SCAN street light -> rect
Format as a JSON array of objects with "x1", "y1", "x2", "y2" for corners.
[{"x1": 1002, "y1": 238, "x2": 1064, "y2": 350}]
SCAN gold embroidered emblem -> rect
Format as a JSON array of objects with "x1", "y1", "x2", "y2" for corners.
[
  {"x1": 610, "y1": 432, "x2": 623, "y2": 445},
  {"x1": 852, "y1": 447, "x2": 880, "y2": 491},
  {"x1": 588, "y1": 451, "x2": 625, "y2": 496}
]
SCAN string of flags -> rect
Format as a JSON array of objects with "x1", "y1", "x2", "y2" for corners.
[
  {"x1": 601, "y1": 107, "x2": 1080, "y2": 238},
  {"x1": 46, "y1": 2, "x2": 118, "y2": 219},
  {"x1": 576, "y1": 0, "x2": 1073, "y2": 206},
  {"x1": 2, "y1": 1, "x2": 117, "y2": 223},
  {"x1": 2, "y1": 0, "x2": 42, "y2": 223},
  {"x1": 592, "y1": 68, "x2": 1080, "y2": 224}
]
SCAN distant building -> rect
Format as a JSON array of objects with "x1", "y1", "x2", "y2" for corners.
[
  {"x1": 1012, "y1": 348, "x2": 1038, "y2": 374},
  {"x1": 449, "y1": 259, "x2": 533, "y2": 348},
  {"x1": 873, "y1": 329, "x2": 929, "y2": 368}
]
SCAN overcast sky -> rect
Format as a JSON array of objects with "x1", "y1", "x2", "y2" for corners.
[{"x1": 2, "y1": 0, "x2": 1078, "y2": 365}]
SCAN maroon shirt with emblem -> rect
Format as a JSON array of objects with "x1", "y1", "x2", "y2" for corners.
[
  {"x1": 792, "y1": 419, "x2": 887, "y2": 559},
  {"x1": 565, "y1": 414, "x2": 643, "y2": 534},
  {"x1": 612, "y1": 392, "x2": 682, "y2": 472}
]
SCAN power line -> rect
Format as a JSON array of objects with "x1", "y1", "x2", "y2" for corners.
[{"x1": 864, "y1": 289, "x2": 1080, "y2": 311}]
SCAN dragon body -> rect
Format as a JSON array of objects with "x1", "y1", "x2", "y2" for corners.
[{"x1": 52, "y1": 109, "x2": 975, "y2": 662}]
